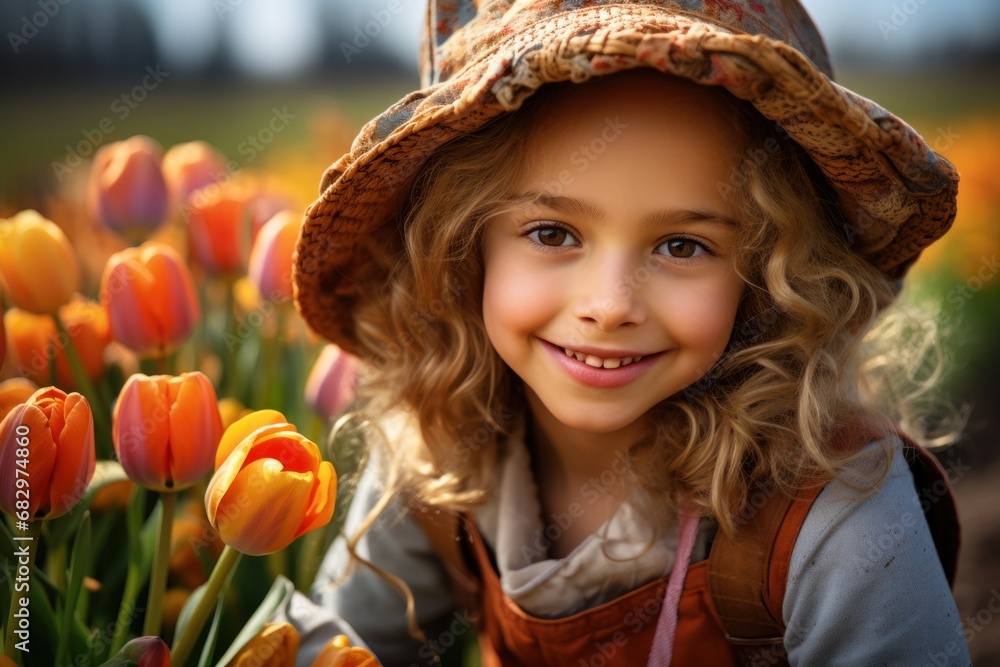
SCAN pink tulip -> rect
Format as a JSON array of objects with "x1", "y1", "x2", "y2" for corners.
[
  {"x1": 88, "y1": 136, "x2": 168, "y2": 235},
  {"x1": 305, "y1": 345, "x2": 359, "y2": 421},
  {"x1": 248, "y1": 210, "x2": 301, "y2": 303}
]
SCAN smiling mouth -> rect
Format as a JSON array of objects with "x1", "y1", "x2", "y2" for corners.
[{"x1": 560, "y1": 346, "x2": 645, "y2": 369}]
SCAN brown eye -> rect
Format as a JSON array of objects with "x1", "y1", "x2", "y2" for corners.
[
  {"x1": 658, "y1": 237, "x2": 709, "y2": 260},
  {"x1": 528, "y1": 226, "x2": 576, "y2": 247}
]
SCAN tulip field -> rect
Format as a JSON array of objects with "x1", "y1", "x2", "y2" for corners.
[{"x1": 1, "y1": 71, "x2": 999, "y2": 666}]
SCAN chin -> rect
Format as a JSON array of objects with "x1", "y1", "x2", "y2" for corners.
[{"x1": 546, "y1": 403, "x2": 650, "y2": 436}]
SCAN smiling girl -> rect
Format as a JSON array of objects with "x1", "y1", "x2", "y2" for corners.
[{"x1": 282, "y1": 2, "x2": 969, "y2": 665}]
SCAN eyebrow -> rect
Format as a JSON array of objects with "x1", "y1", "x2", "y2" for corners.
[{"x1": 515, "y1": 192, "x2": 740, "y2": 230}]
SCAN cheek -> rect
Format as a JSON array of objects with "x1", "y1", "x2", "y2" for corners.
[
  {"x1": 482, "y1": 251, "x2": 561, "y2": 344},
  {"x1": 664, "y1": 279, "x2": 742, "y2": 349}
]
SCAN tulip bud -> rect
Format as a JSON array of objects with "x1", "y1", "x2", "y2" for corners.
[
  {"x1": 248, "y1": 210, "x2": 301, "y2": 303},
  {"x1": 103, "y1": 635, "x2": 171, "y2": 667},
  {"x1": 101, "y1": 242, "x2": 200, "y2": 358},
  {"x1": 113, "y1": 372, "x2": 223, "y2": 492},
  {"x1": 88, "y1": 135, "x2": 169, "y2": 236},
  {"x1": 311, "y1": 635, "x2": 378, "y2": 667},
  {"x1": 0, "y1": 210, "x2": 79, "y2": 314},
  {"x1": 305, "y1": 345, "x2": 359, "y2": 421},
  {"x1": 162, "y1": 141, "x2": 226, "y2": 207},
  {"x1": 205, "y1": 412, "x2": 336, "y2": 555},
  {"x1": 0, "y1": 387, "x2": 96, "y2": 521},
  {"x1": 229, "y1": 623, "x2": 299, "y2": 667},
  {"x1": 0, "y1": 377, "x2": 38, "y2": 422},
  {"x1": 185, "y1": 181, "x2": 252, "y2": 275}
]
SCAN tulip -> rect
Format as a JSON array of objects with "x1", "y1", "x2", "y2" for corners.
[
  {"x1": 3, "y1": 299, "x2": 110, "y2": 389},
  {"x1": 88, "y1": 135, "x2": 168, "y2": 236},
  {"x1": 214, "y1": 409, "x2": 286, "y2": 470},
  {"x1": 103, "y1": 636, "x2": 171, "y2": 667},
  {"x1": 0, "y1": 210, "x2": 79, "y2": 314},
  {"x1": 0, "y1": 387, "x2": 95, "y2": 521},
  {"x1": 113, "y1": 372, "x2": 223, "y2": 492},
  {"x1": 305, "y1": 345, "x2": 360, "y2": 421},
  {"x1": 311, "y1": 635, "x2": 378, "y2": 667},
  {"x1": 0, "y1": 378, "x2": 38, "y2": 422},
  {"x1": 229, "y1": 623, "x2": 299, "y2": 667},
  {"x1": 217, "y1": 397, "x2": 253, "y2": 437},
  {"x1": 0, "y1": 302, "x2": 5, "y2": 373},
  {"x1": 185, "y1": 181, "x2": 253, "y2": 275},
  {"x1": 205, "y1": 412, "x2": 336, "y2": 555},
  {"x1": 101, "y1": 242, "x2": 200, "y2": 357},
  {"x1": 248, "y1": 210, "x2": 301, "y2": 303},
  {"x1": 162, "y1": 141, "x2": 226, "y2": 207}
]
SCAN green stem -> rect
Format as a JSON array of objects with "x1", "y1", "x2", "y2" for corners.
[
  {"x1": 52, "y1": 313, "x2": 111, "y2": 438},
  {"x1": 45, "y1": 539, "x2": 67, "y2": 592},
  {"x1": 170, "y1": 545, "x2": 241, "y2": 667},
  {"x1": 108, "y1": 485, "x2": 146, "y2": 657},
  {"x1": 4, "y1": 521, "x2": 41, "y2": 662},
  {"x1": 142, "y1": 490, "x2": 176, "y2": 637}
]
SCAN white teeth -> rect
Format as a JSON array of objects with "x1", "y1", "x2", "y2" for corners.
[{"x1": 560, "y1": 346, "x2": 645, "y2": 369}]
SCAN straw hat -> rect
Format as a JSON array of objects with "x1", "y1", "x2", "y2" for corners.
[{"x1": 293, "y1": 0, "x2": 959, "y2": 352}]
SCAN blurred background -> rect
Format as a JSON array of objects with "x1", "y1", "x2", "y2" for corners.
[{"x1": 1, "y1": 0, "x2": 998, "y2": 663}]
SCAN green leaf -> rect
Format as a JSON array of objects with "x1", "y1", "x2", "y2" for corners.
[
  {"x1": 196, "y1": 590, "x2": 226, "y2": 667},
  {"x1": 213, "y1": 575, "x2": 295, "y2": 667},
  {"x1": 56, "y1": 511, "x2": 92, "y2": 666}
]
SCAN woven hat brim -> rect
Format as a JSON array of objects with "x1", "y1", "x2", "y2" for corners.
[{"x1": 294, "y1": 5, "x2": 959, "y2": 353}]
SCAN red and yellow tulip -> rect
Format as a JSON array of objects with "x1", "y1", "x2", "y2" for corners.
[
  {"x1": 112, "y1": 372, "x2": 223, "y2": 492},
  {"x1": 0, "y1": 387, "x2": 95, "y2": 521},
  {"x1": 205, "y1": 411, "x2": 336, "y2": 555}
]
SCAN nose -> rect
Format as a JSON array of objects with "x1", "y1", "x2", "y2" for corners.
[{"x1": 571, "y1": 253, "x2": 647, "y2": 331}]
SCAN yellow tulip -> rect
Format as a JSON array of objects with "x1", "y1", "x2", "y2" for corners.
[
  {"x1": 0, "y1": 210, "x2": 79, "y2": 314},
  {"x1": 205, "y1": 412, "x2": 336, "y2": 555},
  {"x1": 228, "y1": 623, "x2": 299, "y2": 667},
  {"x1": 310, "y1": 635, "x2": 378, "y2": 667}
]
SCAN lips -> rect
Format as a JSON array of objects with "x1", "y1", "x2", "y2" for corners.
[{"x1": 541, "y1": 339, "x2": 662, "y2": 389}]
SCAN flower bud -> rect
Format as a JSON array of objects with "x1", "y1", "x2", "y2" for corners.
[
  {"x1": 113, "y1": 372, "x2": 223, "y2": 492},
  {"x1": 0, "y1": 387, "x2": 96, "y2": 521},
  {"x1": 101, "y1": 242, "x2": 200, "y2": 358},
  {"x1": 305, "y1": 345, "x2": 359, "y2": 421},
  {"x1": 88, "y1": 135, "x2": 169, "y2": 235},
  {"x1": 248, "y1": 210, "x2": 301, "y2": 303},
  {"x1": 0, "y1": 210, "x2": 79, "y2": 314}
]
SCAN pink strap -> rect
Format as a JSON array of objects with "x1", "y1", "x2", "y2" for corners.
[{"x1": 647, "y1": 512, "x2": 700, "y2": 667}]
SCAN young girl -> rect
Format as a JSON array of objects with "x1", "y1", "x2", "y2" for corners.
[{"x1": 281, "y1": 1, "x2": 970, "y2": 665}]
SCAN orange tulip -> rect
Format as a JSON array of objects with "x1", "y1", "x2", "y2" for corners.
[
  {"x1": 185, "y1": 181, "x2": 253, "y2": 275},
  {"x1": 0, "y1": 378, "x2": 38, "y2": 422},
  {"x1": 88, "y1": 135, "x2": 168, "y2": 235},
  {"x1": 3, "y1": 298, "x2": 110, "y2": 389},
  {"x1": 113, "y1": 372, "x2": 223, "y2": 492},
  {"x1": 305, "y1": 345, "x2": 359, "y2": 421},
  {"x1": 162, "y1": 141, "x2": 226, "y2": 207},
  {"x1": 248, "y1": 210, "x2": 301, "y2": 303},
  {"x1": 0, "y1": 210, "x2": 79, "y2": 314},
  {"x1": 229, "y1": 623, "x2": 299, "y2": 667},
  {"x1": 311, "y1": 635, "x2": 378, "y2": 667},
  {"x1": 205, "y1": 411, "x2": 336, "y2": 555},
  {"x1": 0, "y1": 387, "x2": 95, "y2": 521},
  {"x1": 101, "y1": 242, "x2": 200, "y2": 357}
]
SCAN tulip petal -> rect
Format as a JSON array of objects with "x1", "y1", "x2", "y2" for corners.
[
  {"x1": 215, "y1": 409, "x2": 288, "y2": 470},
  {"x1": 113, "y1": 375, "x2": 171, "y2": 490},
  {"x1": 166, "y1": 373, "x2": 221, "y2": 489},
  {"x1": 45, "y1": 392, "x2": 95, "y2": 518},
  {"x1": 0, "y1": 403, "x2": 57, "y2": 519},
  {"x1": 242, "y1": 433, "x2": 319, "y2": 475},
  {"x1": 143, "y1": 246, "x2": 200, "y2": 351},
  {"x1": 217, "y1": 459, "x2": 314, "y2": 555},
  {"x1": 295, "y1": 460, "x2": 337, "y2": 539}
]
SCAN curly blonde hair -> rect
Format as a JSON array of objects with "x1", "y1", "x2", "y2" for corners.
[{"x1": 332, "y1": 74, "x2": 964, "y2": 630}]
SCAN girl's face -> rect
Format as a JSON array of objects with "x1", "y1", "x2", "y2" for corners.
[{"x1": 481, "y1": 70, "x2": 746, "y2": 436}]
